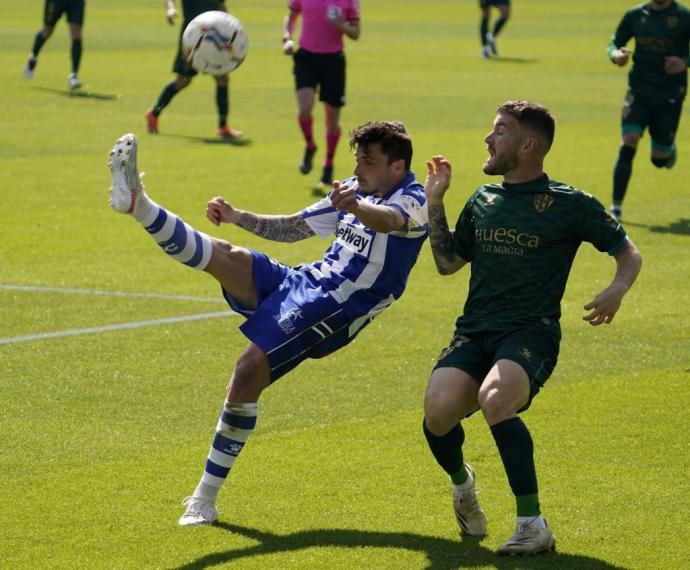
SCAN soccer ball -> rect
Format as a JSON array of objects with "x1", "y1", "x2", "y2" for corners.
[{"x1": 182, "y1": 11, "x2": 248, "y2": 75}]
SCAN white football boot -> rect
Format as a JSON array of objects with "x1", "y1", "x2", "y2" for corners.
[
  {"x1": 23, "y1": 55, "x2": 37, "y2": 79},
  {"x1": 179, "y1": 496, "x2": 218, "y2": 527},
  {"x1": 451, "y1": 464, "x2": 487, "y2": 536},
  {"x1": 497, "y1": 517, "x2": 556, "y2": 556},
  {"x1": 108, "y1": 133, "x2": 146, "y2": 214},
  {"x1": 68, "y1": 72, "x2": 82, "y2": 90}
]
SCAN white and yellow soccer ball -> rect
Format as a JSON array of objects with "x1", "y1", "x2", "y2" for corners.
[{"x1": 182, "y1": 11, "x2": 248, "y2": 75}]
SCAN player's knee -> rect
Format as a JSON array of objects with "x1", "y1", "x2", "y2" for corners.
[
  {"x1": 478, "y1": 387, "x2": 511, "y2": 422},
  {"x1": 424, "y1": 389, "x2": 462, "y2": 432},
  {"x1": 210, "y1": 239, "x2": 243, "y2": 268}
]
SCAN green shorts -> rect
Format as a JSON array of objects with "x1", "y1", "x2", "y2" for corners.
[
  {"x1": 173, "y1": 23, "x2": 198, "y2": 77},
  {"x1": 434, "y1": 318, "x2": 561, "y2": 412},
  {"x1": 621, "y1": 88, "x2": 684, "y2": 149},
  {"x1": 44, "y1": 0, "x2": 85, "y2": 26}
]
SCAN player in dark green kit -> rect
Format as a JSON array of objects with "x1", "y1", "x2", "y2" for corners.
[
  {"x1": 145, "y1": 0, "x2": 242, "y2": 138},
  {"x1": 479, "y1": 0, "x2": 511, "y2": 59},
  {"x1": 422, "y1": 101, "x2": 642, "y2": 556},
  {"x1": 23, "y1": 0, "x2": 86, "y2": 90},
  {"x1": 608, "y1": 0, "x2": 690, "y2": 222}
]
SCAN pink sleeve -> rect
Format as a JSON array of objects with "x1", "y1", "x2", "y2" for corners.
[
  {"x1": 288, "y1": 0, "x2": 301, "y2": 11},
  {"x1": 345, "y1": 0, "x2": 360, "y2": 20}
]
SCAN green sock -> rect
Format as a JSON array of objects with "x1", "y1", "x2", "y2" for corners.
[
  {"x1": 450, "y1": 465, "x2": 469, "y2": 485},
  {"x1": 516, "y1": 493, "x2": 540, "y2": 517}
]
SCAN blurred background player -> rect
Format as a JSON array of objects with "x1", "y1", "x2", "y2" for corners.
[
  {"x1": 145, "y1": 0, "x2": 242, "y2": 139},
  {"x1": 23, "y1": 0, "x2": 86, "y2": 90},
  {"x1": 282, "y1": 0, "x2": 361, "y2": 186},
  {"x1": 479, "y1": 0, "x2": 511, "y2": 59},
  {"x1": 608, "y1": 0, "x2": 690, "y2": 222}
]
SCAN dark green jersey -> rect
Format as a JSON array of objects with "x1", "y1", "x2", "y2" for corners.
[
  {"x1": 451, "y1": 175, "x2": 628, "y2": 334},
  {"x1": 182, "y1": 0, "x2": 223, "y2": 22},
  {"x1": 611, "y1": 1, "x2": 690, "y2": 101}
]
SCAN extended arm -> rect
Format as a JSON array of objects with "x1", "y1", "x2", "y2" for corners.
[
  {"x1": 425, "y1": 156, "x2": 467, "y2": 276},
  {"x1": 582, "y1": 240, "x2": 642, "y2": 326},
  {"x1": 207, "y1": 196, "x2": 315, "y2": 243},
  {"x1": 329, "y1": 181, "x2": 404, "y2": 233},
  {"x1": 331, "y1": 14, "x2": 360, "y2": 41},
  {"x1": 282, "y1": 9, "x2": 300, "y2": 54},
  {"x1": 607, "y1": 12, "x2": 633, "y2": 66}
]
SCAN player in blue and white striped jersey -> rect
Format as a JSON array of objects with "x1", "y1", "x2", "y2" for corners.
[{"x1": 107, "y1": 120, "x2": 427, "y2": 527}]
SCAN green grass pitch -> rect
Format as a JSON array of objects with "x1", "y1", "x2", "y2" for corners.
[{"x1": 1, "y1": 0, "x2": 688, "y2": 568}]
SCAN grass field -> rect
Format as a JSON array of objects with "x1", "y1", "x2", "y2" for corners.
[{"x1": 1, "y1": 1, "x2": 689, "y2": 568}]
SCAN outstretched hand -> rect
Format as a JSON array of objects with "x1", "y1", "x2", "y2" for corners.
[
  {"x1": 582, "y1": 283, "x2": 627, "y2": 326},
  {"x1": 329, "y1": 180, "x2": 359, "y2": 213},
  {"x1": 166, "y1": 7, "x2": 178, "y2": 24},
  {"x1": 664, "y1": 56, "x2": 687, "y2": 75},
  {"x1": 425, "y1": 155, "x2": 452, "y2": 203},
  {"x1": 207, "y1": 196, "x2": 240, "y2": 226}
]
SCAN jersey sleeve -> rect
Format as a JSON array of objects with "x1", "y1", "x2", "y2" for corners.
[
  {"x1": 452, "y1": 196, "x2": 477, "y2": 262},
  {"x1": 345, "y1": 0, "x2": 360, "y2": 21},
  {"x1": 288, "y1": 0, "x2": 301, "y2": 11},
  {"x1": 300, "y1": 195, "x2": 339, "y2": 238},
  {"x1": 574, "y1": 193, "x2": 629, "y2": 255},
  {"x1": 612, "y1": 10, "x2": 635, "y2": 50},
  {"x1": 386, "y1": 185, "x2": 428, "y2": 239}
]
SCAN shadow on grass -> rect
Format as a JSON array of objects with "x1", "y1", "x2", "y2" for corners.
[
  {"x1": 623, "y1": 218, "x2": 690, "y2": 236},
  {"x1": 487, "y1": 56, "x2": 538, "y2": 64},
  {"x1": 32, "y1": 85, "x2": 119, "y2": 100},
  {"x1": 311, "y1": 185, "x2": 329, "y2": 198},
  {"x1": 158, "y1": 131, "x2": 252, "y2": 147},
  {"x1": 172, "y1": 523, "x2": 629, "y2": 570}
]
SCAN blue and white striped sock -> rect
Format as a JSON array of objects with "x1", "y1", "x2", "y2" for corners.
[
  {"x1": 193, "y1": 402, "x2": 258, "y2": 502},
  {"x1": 134, "y1": 197, "x2": 212, "y2": 270}
]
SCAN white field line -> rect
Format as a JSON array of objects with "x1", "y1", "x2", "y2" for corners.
[
  {"x1": 0, "y1": 284, "x2": 226, "y2": 303},
  {"x1": 0, "y1": 284, "x2": 237, "y2": 345},
  {"x1": 0, "y1": 311, "x2": 236, "y2": 345}
]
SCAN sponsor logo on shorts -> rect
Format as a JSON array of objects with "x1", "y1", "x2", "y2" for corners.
[
  {"x1": 274, "y1": 308, "x2": 303, "y2": 335},
  {"x1": 519, "y1": 347, "x2": 533, "y2": 361}
]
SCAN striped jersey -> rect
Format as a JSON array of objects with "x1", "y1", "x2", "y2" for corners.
[{"x1": 300, "y1": 172, "x2": 428, "y2": 319}]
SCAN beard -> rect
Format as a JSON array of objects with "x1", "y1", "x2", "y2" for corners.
[{"x1": 482, "y1": 148, "x2": 520, "y2": 175}]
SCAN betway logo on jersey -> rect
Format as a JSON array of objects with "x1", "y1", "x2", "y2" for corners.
[{"x1": 335, "y1": 223, "x2": 373, "y2": 256}]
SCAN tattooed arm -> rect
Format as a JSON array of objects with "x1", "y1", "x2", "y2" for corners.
[
  {"x1": 206, "y1": 196, "x2": 315, "y2": 243},
  {"x1": 425, "y1": 156, "x2": 467, "y2": 275}
]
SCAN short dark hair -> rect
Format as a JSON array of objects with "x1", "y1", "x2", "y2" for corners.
[
  {"x1": 349, "y1": 120, "x2": 413, "y2": 171},
  {"x1": 498, "y1": 100, "x2": 556, "y2": 153}
]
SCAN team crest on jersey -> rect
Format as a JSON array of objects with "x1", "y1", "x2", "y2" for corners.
[
  {"x1": 483, "y1": 193, "x2": 497, "y2": 206},
  {"x1": 667, "y1": 16, "x2": 678, "y2": 29},
  {"x1": 274, "y1": 308, "x2": 303, "y2": 335},
  {"x1": 533, "y1": 194, "x2": 554, "y2": 213}
]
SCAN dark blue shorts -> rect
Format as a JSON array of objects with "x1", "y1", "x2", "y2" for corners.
[{"x1": 222, "y1": 251, "x2": 368, "y2": 381}]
